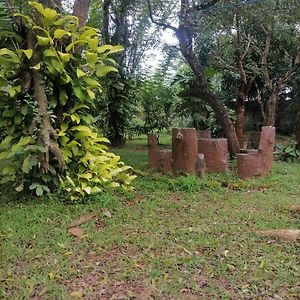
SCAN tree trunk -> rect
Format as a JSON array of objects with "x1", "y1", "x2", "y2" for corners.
[
  {"x1": 73, "y1": 0, "x2": 90, "y2": 26},
  {"x1": 28, "y1": 29, "x2": 65, "y2": 172},
  {"x1": 102, "y1": 0, "x2": 111, "y2": 44},
  {"x1": 235, "y1": 88, "x2": 246, "y2": 148},
  {"x1": 296, "y1": 109, "x2": 300, "y2": 150},
  {"x1": 177, "y1": 39, "x2": 239, "y2": 155},
  {"x1": 175, "y1": 22, "x2": 240, "y2": 156},
  {"x1": 264, "y1": 90, "x2": 277, "y2": 126},
  {"x1": 203, "y1": 88, "x2": 240, "y2": 156},
  {"x1": 146, "y1": 0, "x2": 239, "y2": 155},
  {"x1": 107, "y1": 106, "x2": 126, "y2": 147}
]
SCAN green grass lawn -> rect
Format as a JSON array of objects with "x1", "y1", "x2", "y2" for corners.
[{"x1": 0, "y1": 135, "x2": 300, "y2": 299}]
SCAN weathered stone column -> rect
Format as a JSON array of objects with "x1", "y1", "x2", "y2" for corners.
[
  {"x1": 172, "y1": 128, "x2": 198, "y2": 176},
  {"x1": 237, "y1": 126, "x2": 275, "y2": 179},
  {"x1": 148, "y1": 133, "x2": 158, "y2": 170},
  {"x1": 158, "y1": 150, "x2": 172, "y2": 174},
  {"x1": 198, "y1": 138, "x2": 229, "y2": 173}
]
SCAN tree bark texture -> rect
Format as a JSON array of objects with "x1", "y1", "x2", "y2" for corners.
[
  {"x1": 264, "y1": 91, "x2": 277, "y2": 126},
  {"x1": 73, "y1": 0, "x2": 90, "y2": 26},
  {"x1": 28, "y1": 29, "x2": 66, "y2": 172},
  {"x1": 296, "y1": 109, "x2": 300, "y2": 150},
  {"x1": 102, "y1": 0, "x2": 111, "y2": 44},
  {"x1": 235, "y1": 89, "x2": 246, "y2": 148}
]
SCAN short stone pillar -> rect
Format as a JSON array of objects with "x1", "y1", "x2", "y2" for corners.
[
  {"x1": 148, "y1": 133, "x2": 158, "y2": 169},
  {"x1": 197, "y1": 130, "x2": 211, "y2": 139},
  {"x1": 158, "y1": 150, "x2": 172, "y2": 174},
  {"x1": 198, "y1": 138, "x2": 229, "y2": 173},
  {"x1": 237, "y1": 126, "x2": 275, "y2": 179},
  {"x1": 172, "y1": 128, "x2": 198, "y2": 176}
]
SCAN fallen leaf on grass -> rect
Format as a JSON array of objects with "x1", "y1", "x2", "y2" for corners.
[
  {"x1": 69, "y1": 212, "x2": 98, "y2": 228},
  {"x1": 290, "y1": 205, "x2": 300, "y2": 213},
  {"x1": 256, "y1": 229, "x2": 300, "y2": 241},
  {"x1": 68, "y1": 227, "x2": 84, "y2": 238}
]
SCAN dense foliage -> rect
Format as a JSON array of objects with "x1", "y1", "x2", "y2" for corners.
[{"x1": 0, "y1": 1, "x2": 135, "y2": 199}]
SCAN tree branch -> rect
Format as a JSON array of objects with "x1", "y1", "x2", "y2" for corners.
[
  {"x1": 261, "y1": 25, "x2": 272, "y2": 90},
  {"x1": 146, "y1": 0, "x2": 177, "y2": 32},
  {"x1": 275, "y1": 49, "x2": 300, "y2": 90},
  {"x1": 255, "y1": 81, "x2": 266, "y2": 120}
]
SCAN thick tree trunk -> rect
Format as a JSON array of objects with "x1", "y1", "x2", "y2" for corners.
[
  {"x1": 73, "y1": 0, "x2": 90, "y2": 26},
  {"x1": 264, "y1": 91, "x2": 277, "y2": 126}
]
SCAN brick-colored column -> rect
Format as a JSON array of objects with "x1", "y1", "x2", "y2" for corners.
[
  {"x1": 172, "y1": 128, "x2": 198, "y2": 176},
  {"x1": 148, "y1": 133, "x2": 158, "y2": 170},
  {"x1": 158, "y1": 150, "x2": 172, "y2": 174},
  {"x1": 198, "y1": 138, "x2": 229, "y2": 173}
]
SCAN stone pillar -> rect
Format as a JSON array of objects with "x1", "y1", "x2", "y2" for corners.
[
  {"x1": 158, "y1": 150, "x2": 172, "y2": 174},
  {"x1": 237, "y1": 126, "x2": 275, "y2": 179},
  {"x1": 258, "y1": 126, "x2": 276, "y2": 174},
  {"x1": 198, "y1": 138, "x2": 229, "y2": 173},
  {"x1": 172, "y1": 128, "x2": 198, "y2": 176},
  {"x1": 148, "y1": 133, "x2": 158, "y2": 170}
]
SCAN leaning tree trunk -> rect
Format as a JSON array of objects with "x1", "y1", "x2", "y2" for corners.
[
  {"x1": 147, "y1": 0, "x2": 239, "y2": 155},
  {"x1": 174, "y1": 10, "x2": 240, "y2": 156},
  {"x1": 176, "y1": 30, "x2": 240, "y2": 155}
]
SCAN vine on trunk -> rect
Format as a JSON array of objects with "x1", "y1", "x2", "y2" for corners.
[{"x1": 0, "y1": 1, "x2": 135, "y2": 199}]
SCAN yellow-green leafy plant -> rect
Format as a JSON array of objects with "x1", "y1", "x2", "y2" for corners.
[{"x1": 0, "y1": 1, "x2": 135, "y2": 199}]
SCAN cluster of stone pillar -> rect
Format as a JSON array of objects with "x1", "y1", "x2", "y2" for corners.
[{"x1": 148, "y1": 126, "x2": 276, "y2": 179}]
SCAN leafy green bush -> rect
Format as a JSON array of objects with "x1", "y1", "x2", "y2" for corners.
[
  {"x1": 0, "y1": 2, "x2": 135, "y2": 199},
  {"x1": 275, "y1": 142, "x2": 300, "y2": 162}
]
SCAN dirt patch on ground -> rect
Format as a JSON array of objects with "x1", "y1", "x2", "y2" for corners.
[
  {"x1": 66, "y1": 279, "x2": 153, "y2": 299},
  {"x1": 63, "y1": 245, "x2": 155, "y2": 299},
  {"x1": 166, "y1": 193, "x2": 182, "y2": 202}
]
